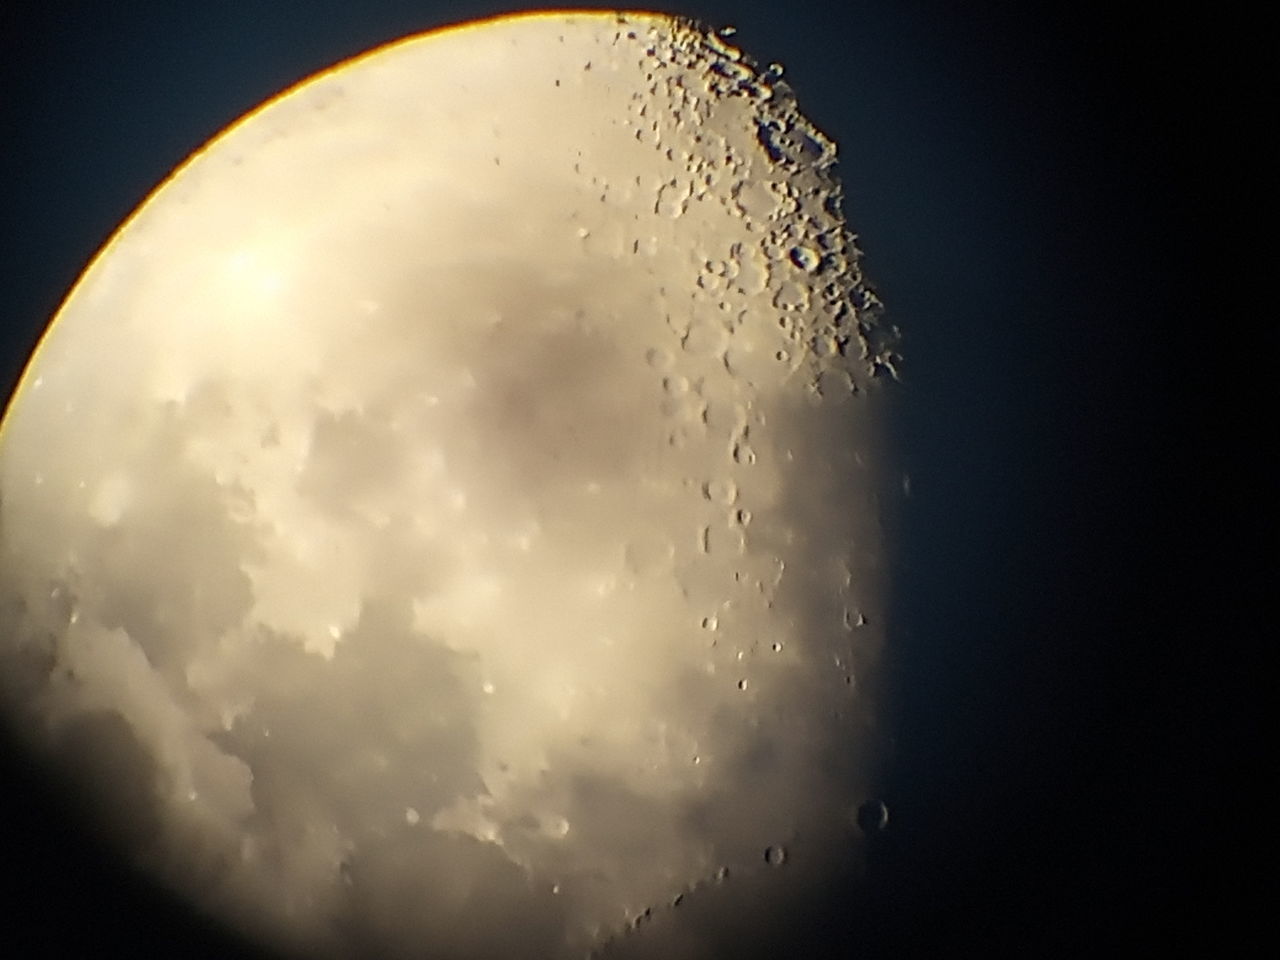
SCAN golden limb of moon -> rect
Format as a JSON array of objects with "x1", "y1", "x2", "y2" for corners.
[{"x1": 0, "y1": 10, "x2": 897, "y2": 959}]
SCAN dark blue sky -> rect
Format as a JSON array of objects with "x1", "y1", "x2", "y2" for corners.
[{"x1": 0, "y1": 2, "x2": 1255, "y2": 958}]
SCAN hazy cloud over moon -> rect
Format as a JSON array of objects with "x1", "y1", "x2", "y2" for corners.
[{"x1": 0, "y1": 12, "x2": 897, "y2": 959}]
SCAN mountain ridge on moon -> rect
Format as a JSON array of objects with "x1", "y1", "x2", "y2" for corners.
[{"x1": 0, "y1": 11, "x2": 897, "y2": 959}]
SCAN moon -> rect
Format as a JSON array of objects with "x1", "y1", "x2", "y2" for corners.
[{"x1": 0, "y1": 11, "x2": 897, "y2": 959}]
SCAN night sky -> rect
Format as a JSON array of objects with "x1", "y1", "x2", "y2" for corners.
[{"x1": 0, "y1": 2, "x2": 1259, "y2": 958}]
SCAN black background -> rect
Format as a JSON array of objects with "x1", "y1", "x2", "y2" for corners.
[{"x1": 0, "y1": 2, "x2": 1263, "y2": 958}]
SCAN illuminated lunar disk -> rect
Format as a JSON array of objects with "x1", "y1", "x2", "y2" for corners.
[{"x1": 0, "y1": 11, "x2": 897, "y2": 960}]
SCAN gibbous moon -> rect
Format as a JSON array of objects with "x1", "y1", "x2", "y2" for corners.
[{"x1": 0, "y1": 11, "x2": 897, "y2": 959}]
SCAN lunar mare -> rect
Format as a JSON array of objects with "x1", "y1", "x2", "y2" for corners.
[{"x1": 0, "y1": 11, "x2": 896, "y2": 959}]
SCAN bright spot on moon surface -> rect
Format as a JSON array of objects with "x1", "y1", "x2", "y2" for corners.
[{"x1": 0, "y1": 10, "x2": 898, "y2": 960}]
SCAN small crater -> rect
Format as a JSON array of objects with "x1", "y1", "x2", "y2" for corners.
[{"x1": 856, "y1": 799, "x2": 890, "y2": 834}]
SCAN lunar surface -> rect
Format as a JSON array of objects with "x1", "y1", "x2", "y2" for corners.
[{"x1": 0, "y1": 11, "x2": 897, "y2": 959}]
